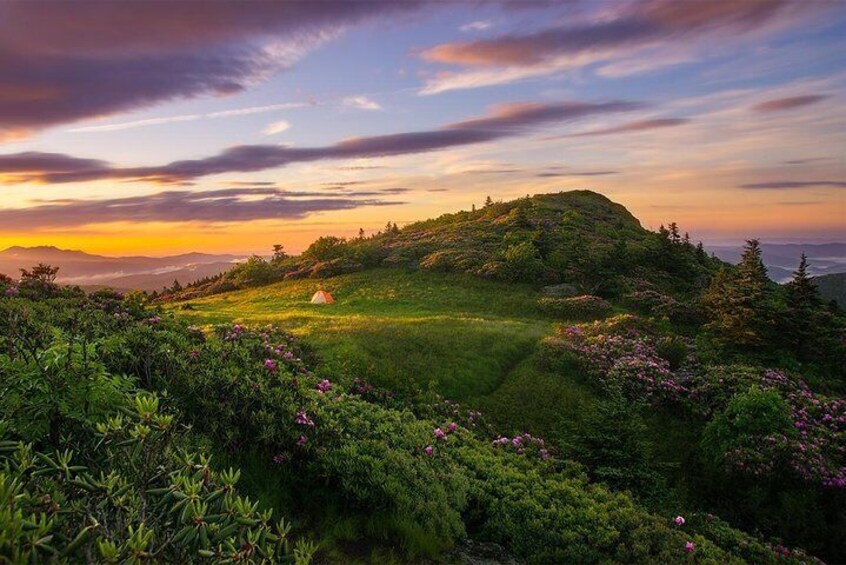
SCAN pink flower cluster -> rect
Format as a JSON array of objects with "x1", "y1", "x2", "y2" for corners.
[
  {"x1": 316, "y1": 379, "x2": 333, "y2": 393},
  {"x1": 430, "y1": 398, "x2": 485, "y2": 431},
  {"x1": 433, "y1": 422, "x2": 457, "y2": 441},
  {"x1": 559, "y1": 321, "x2": 686, "y2": 404},
  {"x1": 706, "y1": 369, "x2": 846, "y2": 488},
  {"x1": 224, "y1": 323, "x2": 244, "y2": 341},
  {"x1": 558, "y1": 318, "x2": 846, "y2": 489},
  {"x1": 295, "y1": 410, "x2": 315, "y2": 427},
  {"x1": 492, "y1": 432, "x2": 550, "y2": 460}
]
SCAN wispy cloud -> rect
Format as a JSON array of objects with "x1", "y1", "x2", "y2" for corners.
[
  {"x1": 0, "y1": 2, "x2": 424, "y2": 138},
  {"x1": 263, "y1": 120, "x2": 292, "y2": 136},
  {"x1": 740, "y1": 180, "x2": 846, "y2": 189},
  {"x1": 459, "y1": 20, "x2": 492, "y2": 32},
  {"x1": 0, "y1": 99, "x2": 641, "y2": 184},
  {"x1": 342, "y1": 96, "x2": 382, "y2": 111},
  {"x1": 0, "y1": 187, "x2": 403, "y2": 229},
  {"x1": 68, "y1": 103, "x2": 309, "y2": 133},
  {"x1": 751, "y1": 94, "x2": 829, "y2": 112},
  {"x1": 418, "y1": 0, "x2": 823, "y2": 94},
  {"x1": 558, "y1": 117, "x2": 689, "y2": 138},
  {"x1": 536, "y1": 171, "x2": 620, "y2": 177}
]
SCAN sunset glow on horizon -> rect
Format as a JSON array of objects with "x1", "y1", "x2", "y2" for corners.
[{"x1": 1, "y1": 0, "x2": 844, "y2": 256}]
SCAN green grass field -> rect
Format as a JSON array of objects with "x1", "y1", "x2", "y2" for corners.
[
  {"x1": 173, "y1": 267, "x2": 711, "y2": 527},
  {"x1": 173, "y1": 268, "x2": 557, "y2": 401}
]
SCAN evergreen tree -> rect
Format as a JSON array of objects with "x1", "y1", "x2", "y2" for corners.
[
  {"x1": 783, "y1": 253, "x2": 822, "y2": 357},
  {"x1": 695, "y1": 241, "x2": 707, "y2": 263},
  {"x1": 702, "y1": 240, "x2": 774, "y2": 349},
  {"x1": 484, "y1": 195, "x2": 493, "y2": 207},
  {"x1": 668, "y1": 222, "x2": 681, "y2": 244},
  {"x1": 272, "y1": 244, "x2": 288, "y2": 261}
]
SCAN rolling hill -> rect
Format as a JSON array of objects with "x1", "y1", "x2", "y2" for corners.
[
  {"x1": 814, "y1": 271, "x2": 846, "y2": 307},
  {"x1": 0, "y1": 245, "x2": 242, "y2": 290},
  {"x1": 183, "y1": 190, "x2": 720, "y2": 300}
]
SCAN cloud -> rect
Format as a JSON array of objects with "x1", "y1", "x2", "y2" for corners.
[
  {"x1": 342, "y1": 96, "x2": 382, "y2": 111},
  {"x1": 0, "y1": 187, "x2": 403, "y2": 229},
  {"x1": 739, "y1": 180, "x2": 846, "y2": 189},
  {"x1": 751, "y1": 94, "x2": 829, "y2": 112},
  {"x1": 0, "y1": 2, "x2": 422, "y2": 138},
  {"x1": 536, "y1": 171, "x2": 619, "y2": 177},
  {"x1": 562, "y1": 117, "x2": 689, "y2": 137},
  {"x1": 447, "y1": 100, "x2": 642, "y2": 130},
  {"x1": 263, "y1": 120, "x2": 292, "y2": 135},
  {"x1": 783, "y1": 158, "x2": 830, "y2": 165},
  {"x1": 69, "y1": 103, "x2": 309, "y2": 133},
  {"x1": 418, "y1": 0, "x2": 815, "y2": 93},
  {"x1": 0, "y1": 99, "x2": 640, "y2": 184},
  {"x1": 460, "y1": 20, "x2": 492, "y2": 32}
]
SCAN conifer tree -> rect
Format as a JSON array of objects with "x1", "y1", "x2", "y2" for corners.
[
  {"x1": 783, "y1": 253, "x2": 821, "y2": 356},
  {"x1": 703, "y1": 239, "x2": 774, "y2": 349}
]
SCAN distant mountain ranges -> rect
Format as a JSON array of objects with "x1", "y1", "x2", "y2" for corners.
[
  {"x1": 707, "y1": 242, "x2": 846, "y2": 282},
  {"x1": 0, "y1": 246, "x2": 244, "y2": 292}
]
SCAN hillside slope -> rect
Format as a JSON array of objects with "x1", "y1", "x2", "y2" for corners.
[
  {"x1": 814, "y1": 272, "x2": 846, "y2": 307},
  {"x1": 183, "y1": 190, "x2": 718, "y2": 300}
]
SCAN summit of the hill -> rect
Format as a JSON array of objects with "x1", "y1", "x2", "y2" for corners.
[{"x1": 181, "y1": 190, "x2": 718, "y2": 300}]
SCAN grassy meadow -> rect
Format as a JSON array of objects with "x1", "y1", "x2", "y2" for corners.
[{"x1": 172, "y1": 268, "x2": 571, "y2": 407}]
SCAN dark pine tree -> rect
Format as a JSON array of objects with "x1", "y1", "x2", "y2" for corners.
[
  {"x1": 703, "y1": 239, "x2": 774, "y2": 349},
  {"x1": 783, "y1": 253, "x2": 822, "y2": 357}
]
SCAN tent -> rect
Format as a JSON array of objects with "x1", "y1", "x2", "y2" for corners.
[{"x1": 310, "y1": 290, "x2": 335, "y2": 304}]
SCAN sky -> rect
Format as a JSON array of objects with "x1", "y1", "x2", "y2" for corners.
[{"x1": 0, "y1": 0, "x2": 844, "y2": 256}]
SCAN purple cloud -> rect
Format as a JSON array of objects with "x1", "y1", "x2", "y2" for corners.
[
  {"x1": 421, "y1": 0, "x2": 802, "y2": 67},
  {"x1": 740, "y1": 180, "x2": 846, "y2": 189},
  {"x1": 0, "y1": 188, "x2": 403, "y2": 229},
  {"x1": 0, "y1": 2, "x2": 423, "y2": 137},
  {"x1": 0, "y1": 99, "x2": 641, "y2": 184},
  {"x1": 752, "y1": 95, "x2": 829, "y2": 112},
  {"x1": 537, "y1": 171, "x2": 620, "y2": 177},
  {"x1": 563, "y1": 118, "x2": 689, "y2": 137}
]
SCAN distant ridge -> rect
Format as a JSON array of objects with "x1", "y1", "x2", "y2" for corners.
[
  {"x1": 708, "y1": 242, "x2": 846, "y2": 282},
  {"x1": 0, "y1": 246, "x2": 245, "y2": 291}
]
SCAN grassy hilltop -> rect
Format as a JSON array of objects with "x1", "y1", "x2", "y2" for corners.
[{"x1": 178, "y1": 190, "x2": 719, "y2": 301}]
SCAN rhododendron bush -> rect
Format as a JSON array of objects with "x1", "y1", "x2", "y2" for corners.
[
  {"x1": 0, "y1": 294, "x2": 826, "y2": 563},
  {"x1": 549, "y1": 315, "x2": 846, "y2": 491}
]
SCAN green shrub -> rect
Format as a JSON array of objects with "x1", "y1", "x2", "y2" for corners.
[
  {"x1": 538, "y1": 295, "x2": 611, "y2": 320},
  {"x1": 701, "y1": 387, "x2": 795, "y2": 473}
]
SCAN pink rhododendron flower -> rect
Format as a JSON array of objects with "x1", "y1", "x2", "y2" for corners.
[
  {"x1": 264, "y1": 359, "x2": 277, "y2": 372},
  {"x1": 317, "y1": 379, "x2": 332, "y2": 393},
  {"x1": 674, "y1": 515, "x2": 685, "y2": 526},
  {"x1": 297, "y1": 435, "x2": 308, "y2": 447},
  {"x1": 295, "y1": 410, "x2": 315, "y2": 427},
  {"x1": 447, "y1": 422, "x2": 457, "y2": 433},
  {"x1": 684, "y1": 541, "x2": 695, "y2": 553},
  {"x1": 424, "y1": 445, "x2": 434, "y2": 457},
  {"x1": 434, "y1": 428, "x2": 446, "y2": 440}
]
